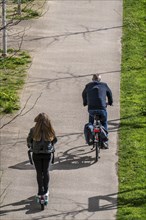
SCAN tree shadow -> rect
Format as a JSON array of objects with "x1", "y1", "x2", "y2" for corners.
[
  {"x1": 88, "y1": 186, "x2": 146, "y2": 212},
  {"x1": 29, "y1": 25, "x2": 122, "y2": 41},
  {"x1": 88, "y1": 194, "x2": 117, "y2": 212},
  {"x1": 117, "y1": 186, "x2": 146, "y2": 207},
  {"x1": 108, "y1": 120, "x2": 120, "y2": 132},
  {"x1": 26, "y1": 70, "x2": 120, "y2": 85},
  {"x1": 108, "y1": 112, "x2": 145, "y2": 132},
  {"x1": 0, "y1": 196, "x2": 43, "y2": 217},
  {"x1": 51, "y1": 145, "x2": 95, "y2": 171}
]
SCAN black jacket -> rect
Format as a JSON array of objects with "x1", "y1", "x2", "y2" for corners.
[
  {"x1": 82, "y1": 81, "x2": 113, "y2": 110},
  {"x1": 27, "y1": 127, "x2": 57, "y2": 154}
]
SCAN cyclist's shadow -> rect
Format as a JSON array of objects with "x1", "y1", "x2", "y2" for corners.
[
  {"x1": 51, "y1": 144, "x2": 95, "y2": 170},
  {"x1": 0, "y1": 196, "x2": 43, "y2": 216}
]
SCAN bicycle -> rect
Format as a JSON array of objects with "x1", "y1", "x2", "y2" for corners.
[
  {"x1": 91, "y1": 114, "x2": 102, "y2": 162},
  {"x1": 92, "y1": 114, "x2": 108, "y2": 162}
]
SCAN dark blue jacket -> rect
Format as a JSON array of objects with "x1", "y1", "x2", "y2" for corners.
[{"x1": 82, "y1": 81, "x2": 113, "y2": 110}]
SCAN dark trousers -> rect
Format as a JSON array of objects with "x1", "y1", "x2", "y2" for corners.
[{"x1": 33, "y1": 153, "x2": 51, "y2": 195}]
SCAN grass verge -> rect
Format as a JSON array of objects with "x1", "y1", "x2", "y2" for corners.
[
  {"x1": 117, "y1": 0, "x2": 146, "y2": 219},
  {"x1": 0, "y1": 49, "x2": 31, "y2": 114},
  {"x1": 0, "y1": 0, "x2": 46, "y2": 114},
  {"x1": 7, "y1": 0, "x2": 46, "y2": 20}
]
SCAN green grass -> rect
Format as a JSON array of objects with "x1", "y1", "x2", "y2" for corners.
[
  {"x1": 13, "y1": 8, "x2": 39, "y2": 20},
  {"x1": 0, "y1": 0, "x2": 46, "y2": 114},
  {"x1": 7, "y1": 0, "x2": 44, "y2": 20},
  {"x1": 0, "y1": 49, "x2": 31, "y2": 114},
  {"x1": 13, "y1": 0, "x2": 33, "y2": 3},
  {"x1": 117, "y1": 0, "x2": 146, "y2": 219},
  {"x1": 1, "y1": 1, "x2": 146, "y2": 218}
]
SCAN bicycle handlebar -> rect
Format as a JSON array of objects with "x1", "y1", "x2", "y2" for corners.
[{"x1": 28, "y1": 149, "x2": 33, "y2": 165}]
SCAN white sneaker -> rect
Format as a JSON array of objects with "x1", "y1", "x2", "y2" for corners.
[
  {"x1": 45, "y1": 191, "x2": 49, "y2": 197},
  {"x1": 44, "y1": 192, "x2": 49, "y2": 204}
]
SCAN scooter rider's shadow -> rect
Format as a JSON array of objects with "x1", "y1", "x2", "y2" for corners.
[
  {"x1": 9, "y1": 160, "x2": 34, "y2": 170},
  {"x1": 0, "y1": 196, "x2": 43, "y2": 216},
  {"x1": 25, "y1": 196, "x2": 43, "y2": 214}
]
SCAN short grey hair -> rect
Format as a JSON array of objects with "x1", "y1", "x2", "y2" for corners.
[{"x1": 92, "y1": 74, "x2": 101, "y2": 82}]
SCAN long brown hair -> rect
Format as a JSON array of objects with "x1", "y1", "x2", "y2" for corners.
[{"x1": 32, "y1": 113, "x2": 56, "y2": 141}]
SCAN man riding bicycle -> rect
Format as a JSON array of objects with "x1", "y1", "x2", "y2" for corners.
[{"x1": 82, "y1": 73, "x2": 113, "y2": 148}]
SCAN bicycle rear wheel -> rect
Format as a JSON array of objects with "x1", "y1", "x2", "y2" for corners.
[{"x1": 95, "y1": 142, "x2": 100, "y2": 162}]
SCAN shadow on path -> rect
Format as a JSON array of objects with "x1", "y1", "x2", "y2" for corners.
[
  {"x1": 1, "y1": 188, "x2": 144, "y2": 219},
  {"x1": 0, "y1": 196, "x2": 43, "y2": 217},
  {"x1": 88, "y1": 194, "x2": 117, "y2": 212},
  {"x1": 9, "y1": 160, "x2": 34, "y2": 170},
  {"x1": 88, "y1": 186, "x2": 146, "y2": 213},
  {"x1": 51, "y1": 144, "x2": 96, "y2": 170},
  {"x1": 8, "y1": 144, "x2": 95, "y2": 171}
]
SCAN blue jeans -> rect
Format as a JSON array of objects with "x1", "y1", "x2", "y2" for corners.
[{"x1": 88, "y1": 109, "x2": 108, "y2": 131}]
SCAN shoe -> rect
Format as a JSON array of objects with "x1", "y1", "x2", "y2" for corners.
[
  {"x1": 44, "y1": 191, "x2": 49, "y2": 204},
  {"x1": 45, "y1": 191, "x2": 49, "y2": 197},
  {"x1": 45, "y1": 196, "x2": 48, "y2": 204},
  {"x1": 102, "y1": 142, "x2": 109, "y2": 149}
]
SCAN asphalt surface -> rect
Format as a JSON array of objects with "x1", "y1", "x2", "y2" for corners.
[{"x1": 0, "y1": 1, "x2": 122, "y2": 219}]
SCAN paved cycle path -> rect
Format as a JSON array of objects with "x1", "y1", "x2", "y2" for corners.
[{"x1": 0, "y1": 1, "x2": 122, "y2": 219}]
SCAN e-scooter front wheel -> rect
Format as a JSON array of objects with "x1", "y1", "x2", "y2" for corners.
[
  {"x1": 40, "y1": 196, "x2": 46, "y2": 210},
  {"x1": 41, "y1": 203, "x2": 44, "y2": 210}
]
